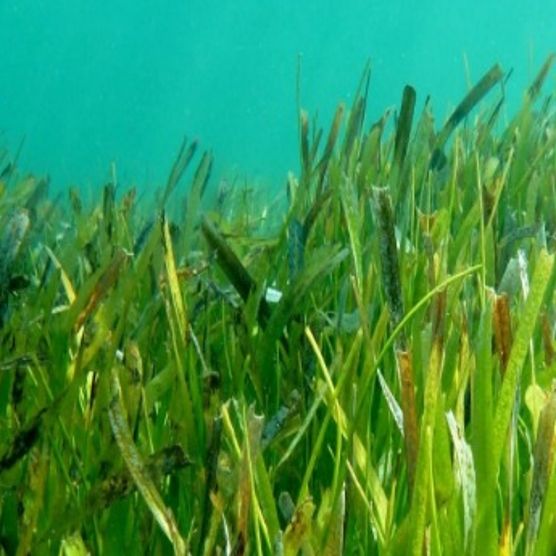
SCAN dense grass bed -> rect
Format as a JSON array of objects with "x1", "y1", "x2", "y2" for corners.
[{"x1": 1, "y1": 55, "x2": 556, "y2": 555}]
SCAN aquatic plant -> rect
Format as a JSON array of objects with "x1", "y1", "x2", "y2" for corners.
[{"x1": 1, "y1": 54, "x2": 556, "y2": 555}]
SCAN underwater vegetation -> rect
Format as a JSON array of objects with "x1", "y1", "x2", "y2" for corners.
[{"x1": 1, "y1": 53, "x2": 556, "y2": 555}]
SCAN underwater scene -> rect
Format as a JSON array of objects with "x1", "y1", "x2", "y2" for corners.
[{"x1": 1, "y1": 1, "x2": 556, "y2": 554}]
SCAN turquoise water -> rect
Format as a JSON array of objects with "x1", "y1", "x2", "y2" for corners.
[{"x1": 1, "y1": 1, "x2": 555, "y2": 195}]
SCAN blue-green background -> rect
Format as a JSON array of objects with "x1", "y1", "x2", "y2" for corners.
[{"x1": 1, "y1": 1, "x2": 554, "y2": 194}]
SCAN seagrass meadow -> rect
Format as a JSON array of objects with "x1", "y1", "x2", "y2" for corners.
[{"x1": 2, "y1": 54, "x2": 556, "y2": 555}]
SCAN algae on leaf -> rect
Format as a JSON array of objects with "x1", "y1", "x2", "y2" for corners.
[{"x1": 0, "y1": 208, "x2": 30, "y2": 326}]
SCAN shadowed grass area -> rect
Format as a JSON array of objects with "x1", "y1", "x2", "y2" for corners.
[{"x1": 1, "y1": 55, "x2": 556, "y2": 554}]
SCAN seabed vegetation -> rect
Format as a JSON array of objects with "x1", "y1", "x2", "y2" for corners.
[{"x1": 1, "y1": 54, "x2": 556, "y2": 555}]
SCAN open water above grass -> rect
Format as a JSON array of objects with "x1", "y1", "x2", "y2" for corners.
[{"x1": 0, "y1": 1, "x2": 555, "y2": 195}]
